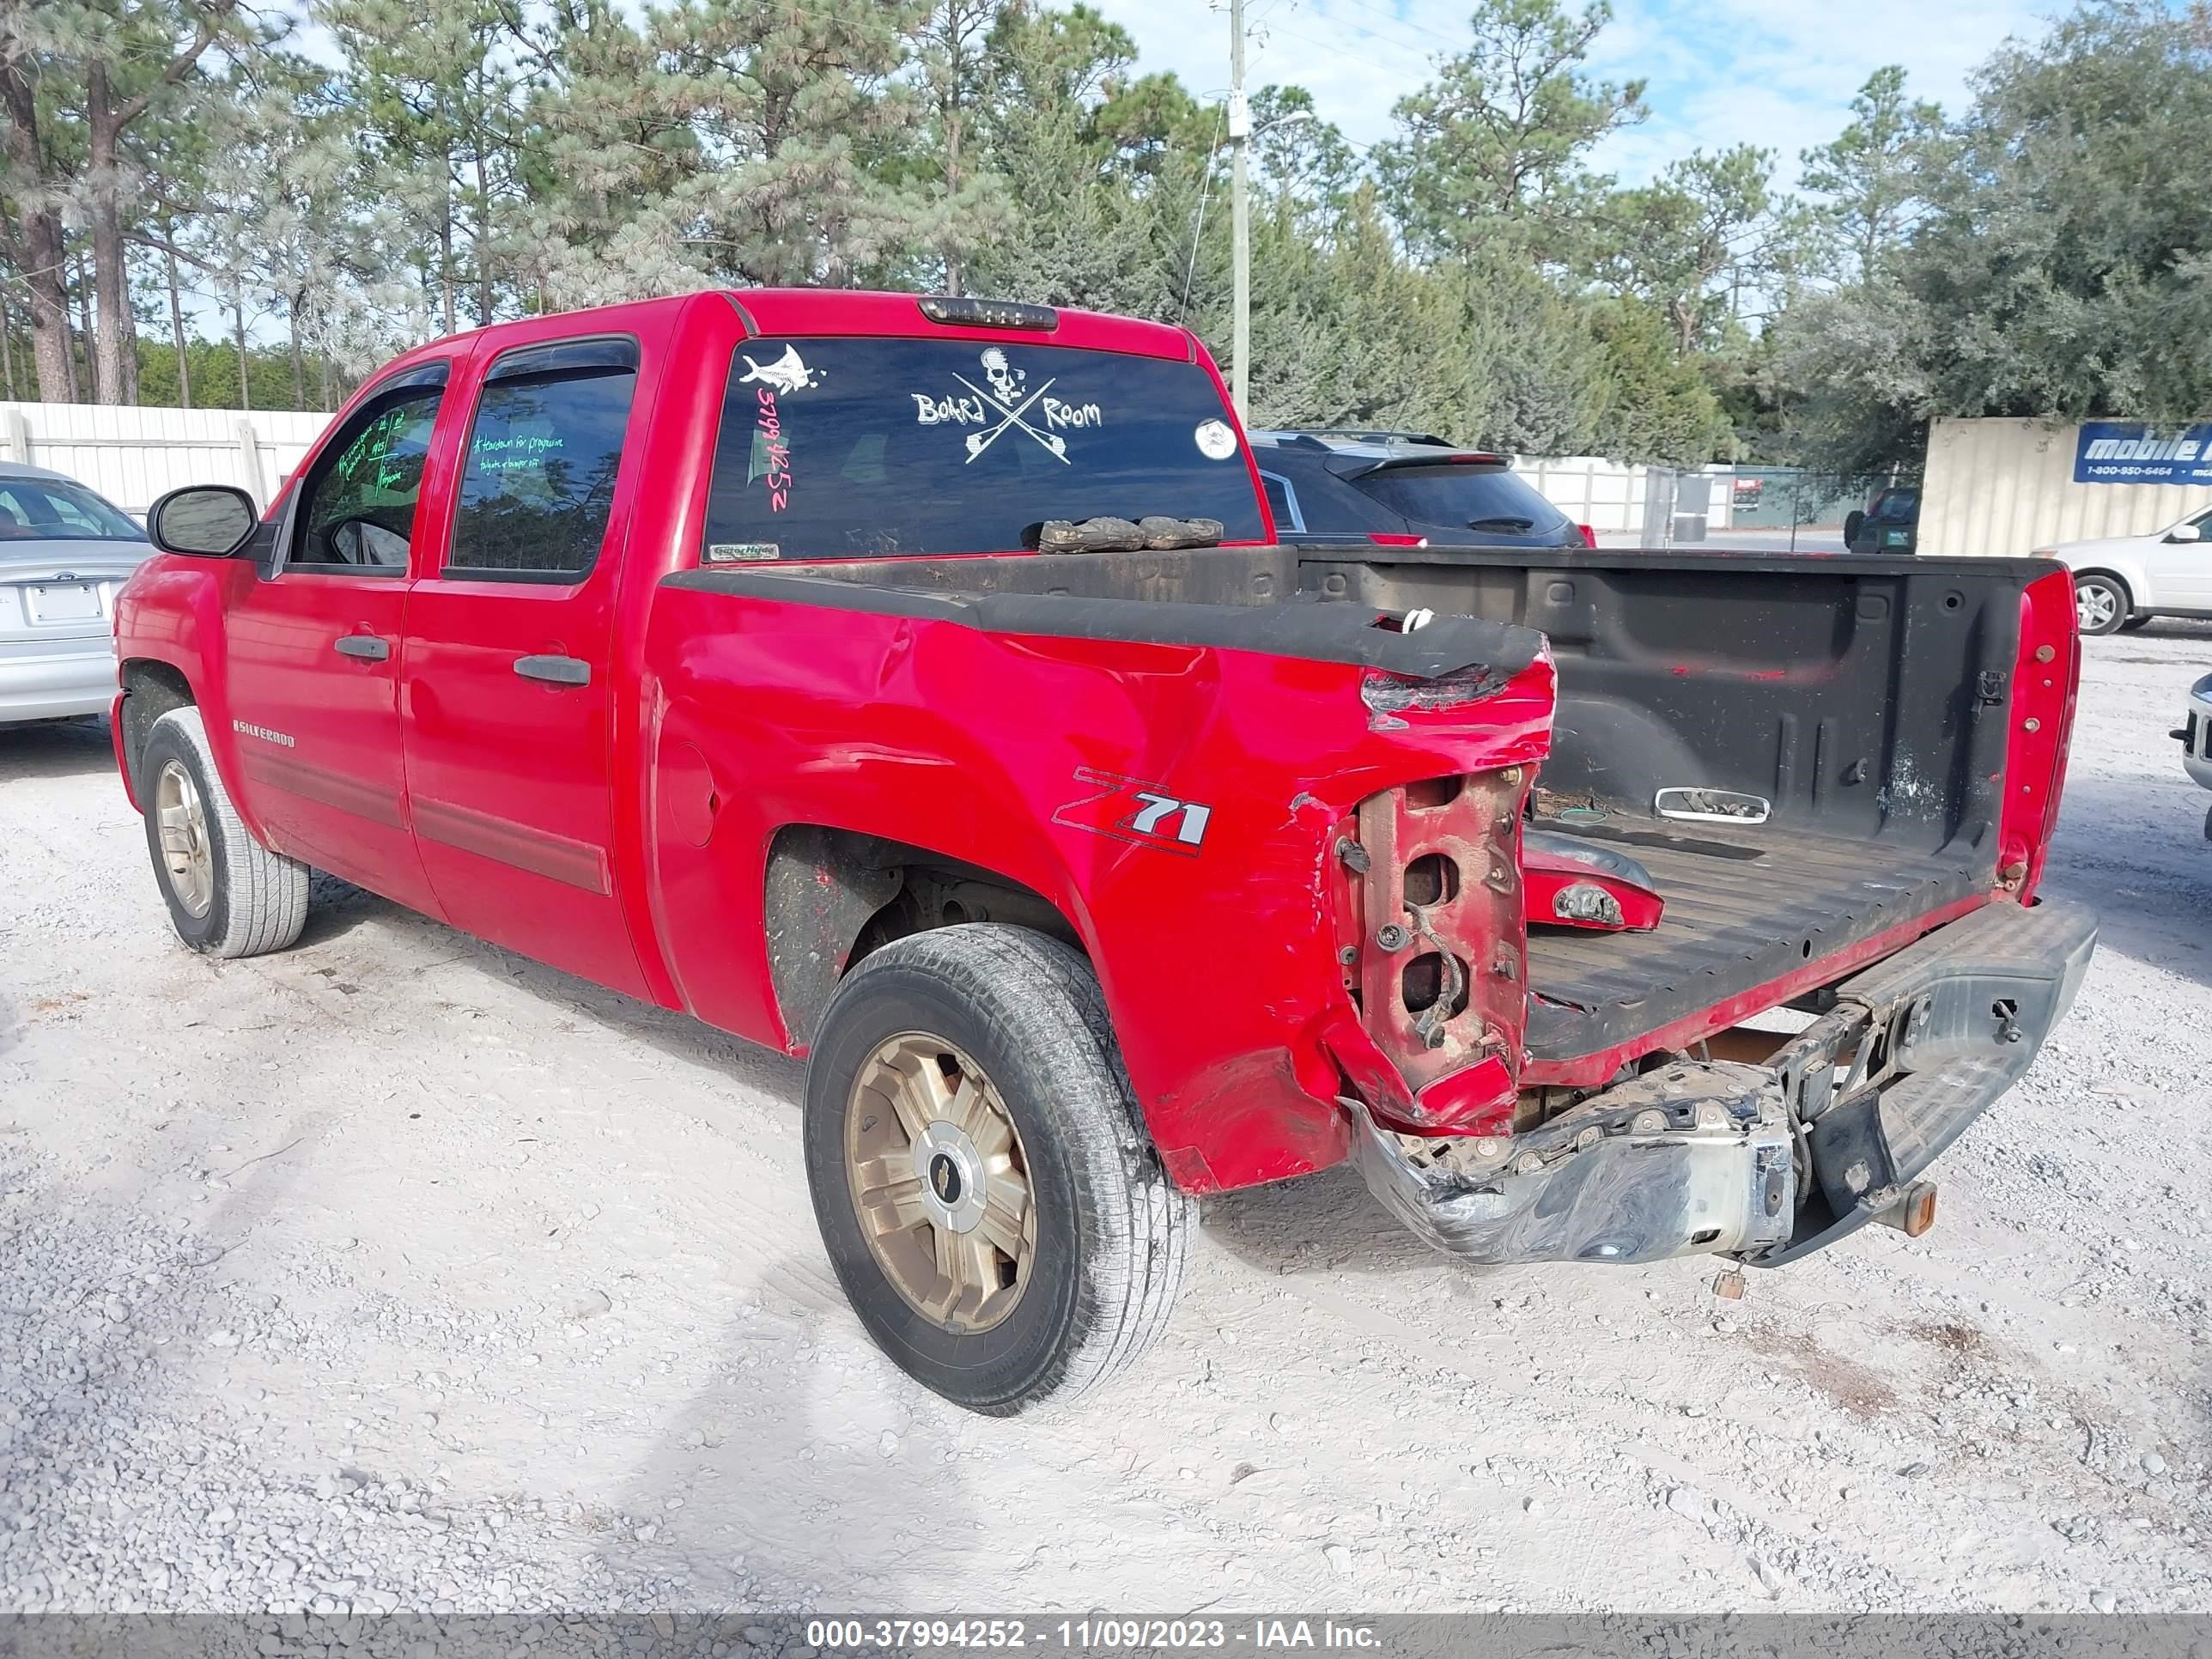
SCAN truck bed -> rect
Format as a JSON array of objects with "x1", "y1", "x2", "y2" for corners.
[
  {"x1": 675, "y1": 540, "x2": 2040, "y2": 1077},
  {"x1": 1522, "y1": 820, "x2": 1988, "y2": 1061}
]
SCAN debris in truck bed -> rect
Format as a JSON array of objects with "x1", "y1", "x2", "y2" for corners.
[{"x1": 1036, "y1": 514, "x2": 1224, "y2": 553}]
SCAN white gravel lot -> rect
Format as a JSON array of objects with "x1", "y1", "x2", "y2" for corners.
[{"x1": 2, "y1": 624, "x2": 2209, "y2": 1618}]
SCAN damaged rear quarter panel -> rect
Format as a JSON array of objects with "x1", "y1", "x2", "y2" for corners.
[{"x1": 639, "y1": 585, "x2": 1554, "y2": 1194}]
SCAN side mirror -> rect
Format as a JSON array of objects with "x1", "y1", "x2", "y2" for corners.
[
  {"x1": 148, "y1": 485, "x2": 259, "y2": 558},
  {"x1": 2166, "y1": 523, "x2": 2202, "y2": 544},
  {"x1": 1843, "y1": 509, "x2": 1866, "y2": 545}
]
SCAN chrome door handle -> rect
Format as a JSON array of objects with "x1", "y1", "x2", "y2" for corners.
[
  {"x1": 514, "y1": 654, "x2": 590, "y2": 686},
  {"x1": 334, "y1": 635, "x2": 390, "y2": 661}
]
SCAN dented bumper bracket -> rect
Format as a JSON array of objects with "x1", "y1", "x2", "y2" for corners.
[{"x1": 1347, "y1": 1061, "x2": 1798, "y2": 1266}]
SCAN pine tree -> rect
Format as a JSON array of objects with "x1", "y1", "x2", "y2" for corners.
[
  {"x1": 324, "y1": 0, "x2": 526, "y2": 335},
  {"x1": 963, "y1": 3, "x2": 1192, "y2": 315},
  {"x1": 653, "y1": 0, "x2": 928, "y2": 287},
  {"x1": 1798, "y1": 67, "x2": 1944, "y2": 289},
  {"x1": 0, "y1": 0, "x2": 267, "y2": 403},
  {"x1": 1373, "y1": 0, "x2": 1644, "y2": 270},
  {"x1": 911, "y1": 0, "x2": 1014, "y2": 295}
]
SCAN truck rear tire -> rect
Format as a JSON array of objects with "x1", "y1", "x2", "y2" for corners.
[
  {"x1": 803, "y1": 924, "x2": 1192, "y2": 1414},
  {"x1": 138, "y1": 707, "x2": 310, "y2": 958}
]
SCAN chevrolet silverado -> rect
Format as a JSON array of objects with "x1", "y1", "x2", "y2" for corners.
[{"x1": 112, "y1": 289, "x2": 2093, "y2": 1413}]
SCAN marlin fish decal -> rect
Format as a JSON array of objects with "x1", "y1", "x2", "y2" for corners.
[{"x1": 735, "y1": 344, "x2": 823, "y2": 395}]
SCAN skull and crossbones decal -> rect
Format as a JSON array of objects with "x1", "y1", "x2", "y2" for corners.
[
  {"x1": 978, "y1": 348, "x2": 1023, "y2": 406},
  {"x1": 911, "y1": 348, "x2": 1096, "y2": 465}
]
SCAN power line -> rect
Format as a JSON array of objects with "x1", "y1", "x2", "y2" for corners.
[
  {"x1": 1255, "y1": 20, "x2": 1431, "y2": 76},
  {"x1": 1180, "y1": 103, "x2": 1228, "y2": 319},
  {"x1": 1291, "y1": 0, "x2": 1447, "y2": 67}
]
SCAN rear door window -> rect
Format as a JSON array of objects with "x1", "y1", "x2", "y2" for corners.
[
  {"x1": 0, "y1": 479, "x2": 143, "y2": 542},
  {"x1": 700, "y1": 337, "x2": 1264, "y2": 560},
  {"x1": 1348, "y1": 464, "x2": 1568, "y2": 535},
  {"x1": 447, "y1": 341, "x2": 639, "y2": 581}
]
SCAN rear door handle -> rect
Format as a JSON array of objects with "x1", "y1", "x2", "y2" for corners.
[
  {"x1": 334, "y1": 635, "x2": 391, "y2": 662},
  {"x1": 514, "y1": 654, "x2": 590, "y2": 687}
]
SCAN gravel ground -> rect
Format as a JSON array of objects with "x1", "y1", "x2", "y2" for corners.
[{"x1": 2, "y1": 624, "x2": 2209, "y2": 1617}]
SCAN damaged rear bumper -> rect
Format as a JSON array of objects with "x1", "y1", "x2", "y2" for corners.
[
  {"x1": 1348, "y1": 1060, "x2": 1799, "y2": 1264},
  {"x1": 1349, "y1": 896, "x2": 2098, "y2": 1267}
]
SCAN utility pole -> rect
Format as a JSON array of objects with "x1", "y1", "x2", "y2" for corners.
[{"x1": 1229, "y1": 0, "x2": 1250, "y2": 420}]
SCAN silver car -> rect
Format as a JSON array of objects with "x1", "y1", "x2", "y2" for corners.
[{"x1": 0, "y1": 460, "x2": 151, "y2": 723}]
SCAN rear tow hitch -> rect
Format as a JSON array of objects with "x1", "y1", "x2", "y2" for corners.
[{"x1": 1875, "y1": 1179, "x2": 1939, "y2": 1237}]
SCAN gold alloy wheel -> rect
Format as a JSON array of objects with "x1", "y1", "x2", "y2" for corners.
[
  {"x1": 155, "y1": 759, "x2": 215, "y2": 920},
  {"x1": 844, "y1": 1031, "x2": 1036, "y2": 1334}
]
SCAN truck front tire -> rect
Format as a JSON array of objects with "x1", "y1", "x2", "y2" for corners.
[
  {"x1": 803, "y1": 924, "x2": 1192, "y2": 1414},
  {"x1": 138, "y1": 707, "x2": 310, "y2": 958}
]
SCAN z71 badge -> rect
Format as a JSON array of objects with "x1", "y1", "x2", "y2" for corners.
[{"x1": 1053, "y1": 768, "x2": 1212, "y2": 856}]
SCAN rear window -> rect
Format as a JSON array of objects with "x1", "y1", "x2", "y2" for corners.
[
  {"x1": 0, "y1": 477, "x2": 143, "y2": 543},
  {"x1": 1347, "y1": 463, "x2": 1567, "y2": 534},
  {"x1": 700, "y1": 337, "x2": 1264, "y2": 560}
]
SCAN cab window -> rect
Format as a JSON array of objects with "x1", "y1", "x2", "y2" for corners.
[
  {"x1": 289, "y1": 384, "x2": 446, "y2": 573},
  {"x1": 445, "y1": 338, "x2": 640, "y2": 582}
]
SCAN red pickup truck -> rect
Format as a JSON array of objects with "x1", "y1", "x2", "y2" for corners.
[{"x1": 112, "y1": 289, "x2": 2094, "y2": 1415}]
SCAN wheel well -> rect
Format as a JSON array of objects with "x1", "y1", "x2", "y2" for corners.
[
  {"x1": 2074, "y1": 568, "x2": 2132, "y2": 605},
  {"x1": 118, "y1": 659, "x2": 196, "y2": 780},
  {"x1": 763, "y1": 823, "x2": 1081, "y2": 1046}
]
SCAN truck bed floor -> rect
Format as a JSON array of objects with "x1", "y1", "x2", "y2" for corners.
[{"x1": 1522, "y1": 823, "x2": 1990, "y2": 1063}]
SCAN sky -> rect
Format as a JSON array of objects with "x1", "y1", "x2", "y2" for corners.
[
  {"x1": 194, "y1": 0, "x2": 2060, "y2": 349},
  {"x1": 1088, "y1": 0, "x2": 2051, "y2": 184}
]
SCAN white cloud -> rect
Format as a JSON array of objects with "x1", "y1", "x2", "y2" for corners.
[{"x1": 1088, "y1": 0, "x2": 2047, "y2": 185}]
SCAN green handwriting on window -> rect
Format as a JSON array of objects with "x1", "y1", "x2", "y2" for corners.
[
  {"x1": 334, "y1": 407, "x2": 416, "y2": 495},
  {"x1": 473, "y1": 434, "x2": 567, "y2": 461}
]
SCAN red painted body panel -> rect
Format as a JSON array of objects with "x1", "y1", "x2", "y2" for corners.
[
  {"x1": 405, "y1": 568, "x2": 653, "y2": 994},
  {"x1": 223, "y1": 567, "x2": 435, "y2": 908},
  {"x1": 115, "y1": 556, "x2": 290, "y2": 860},
  {"x1": 109, "y1": 287, "x2": 2081, "y2": 1201},
  {"x1": 1999, "y1": 568, "x2": 2079, "y2": 902},
  {"x1": 637, "y1": 586, "x2": 1553, "y2": 1189},
  {"x1": 398, "y1": 310, "x2": 662, "y2": 998},
  {"x1": 108, "y1": 692, "x2": 136, "y2": 809}
]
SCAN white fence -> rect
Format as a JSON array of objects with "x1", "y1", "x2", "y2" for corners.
[
  {"x1": 0, "y1": 402, "x2": 331, "y2": 517},
  {"x1": 1511, "y1": 457, "x2": 1735, "y2": 538},
  {"x1": 1921, "y1": 416, "x2": 2212, "y2": 557},
  {"x1": 1513, "y1": 455, "x2": 1650, "y2": 536}
]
